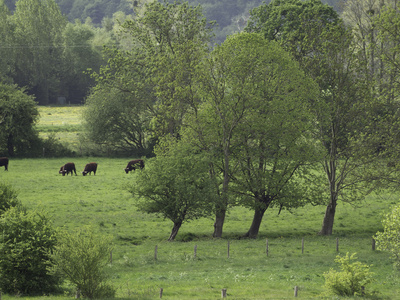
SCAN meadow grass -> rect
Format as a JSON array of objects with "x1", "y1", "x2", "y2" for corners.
[
  {"x1": 0, "y1": 106, "x2": 399, "y2": 299},
  {"x1": 37, "y1": 106, "x2": 83, "y2": 152},
  {"x1": 0, "y1": 157, "x2": 399, "y2": 299}
]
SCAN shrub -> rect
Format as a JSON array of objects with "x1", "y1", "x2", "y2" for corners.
[
  {"x1": 375, "y1": 203, "x2": 400, "y2": 270},
  {"x1": 51, "y1": 226, "x2": 115, "y2": 299},
  {"x1": 323, "y1": 252, "x2": 374, "y2": 297},
  {"x1": 0, "y1": 182, "x2": 21, "y2": 215},
  {"x1": 0, "y1": 207, "x2": 60, "y2": 295}
]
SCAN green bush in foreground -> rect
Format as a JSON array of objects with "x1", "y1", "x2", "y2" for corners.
[
  {"x1": 323, "y1": 252, "x2": 374, "y2": 297},
  {"x1": 0, "y1": 207, "x2": 60, "y2": 295},
  {"x1": 0, "y1": 182, "x2": 21, "y2": 216},
  {"x1": 51, "y1": 226, "x2": 115, "y2": 299},
  {"x1": 375, "y1": 203, "x2": 400, "y2": 270}
]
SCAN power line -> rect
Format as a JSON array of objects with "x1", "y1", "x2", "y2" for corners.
[{"x1": 0, "y1": 44, "x2": 104, "y2": 49}]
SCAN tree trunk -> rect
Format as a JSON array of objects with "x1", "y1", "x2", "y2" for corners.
[
  {"x1": 168, "y1": 221, "x2": 182, "y2": 241},
  {"x1": 7, "y1": 133, "x2": 14, "y2": 157},
  {"x1": 213, "y1": 209, "x2": 226, "y2": 238},
  {"x1": 213, "y1": 147, "x2": 230, "y2": 238},
  {"x1": 243, "y1": 207, "x2": 266, "y2": 239},
  {"x1": 319, "y1": 198, "x2": 337, "y2": 235}
]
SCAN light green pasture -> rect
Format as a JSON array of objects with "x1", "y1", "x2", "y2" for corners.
[{"x1": 0, "y1": 106, "x2": 397, "y2": 299}]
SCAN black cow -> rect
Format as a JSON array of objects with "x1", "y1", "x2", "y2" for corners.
[
  {"x1": 0, "y1": 157, "x2": 8, "y2": 171},
  {"x1": 59, "y1": 162, "x2": 77, "y2": 176},
  {"x1": 124, "y1": 159, "x2": 144, "y2": 173},
  {"x1": 82, "y1": 162, "x2": 97, "y2": 176}
]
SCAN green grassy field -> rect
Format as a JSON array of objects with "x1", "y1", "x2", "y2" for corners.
[
  {"x1": 0, "y1": 106, "x2": 399, "y2": 299},
  {"x1": 37, "y1": 106, "x2": 83, "y2": 152}
]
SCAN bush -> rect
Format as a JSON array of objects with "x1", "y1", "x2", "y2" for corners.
[
  {"x1": 323, "y1": 252, "x2": 374, "y2": 297},
  {"x1": 0, "y1": 182, "x2": 21, "y2": 215},
  {"x1": 51, "y1": 226, "x2": 115, "y2": 299},
  {"x1": 375, "y1": 203, "x2": 400, "y2": 270},
  {"x1": 0, "y1": 207, "x2": 60, "y2": 295}
]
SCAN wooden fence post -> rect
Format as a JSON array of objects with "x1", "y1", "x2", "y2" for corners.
[
  {"x1": 301, "y1": 238, "x2": 304, "y2": 254},
  {"x1": 159, "y1": 288, "x2": 163, "y2": 298},
  {"x1": 155, "y1": 245, "x2": 158, "y2": 261},
  {"x1": 266, "y1": 238, "x2": 269, "y2": 256},
  {"x1": 372, "y1": 238, "x2": 376, "y2": 251},
  {"x1": 221, "y1": 288, "x2": 227, "y2": 298},
  {"x1": 294, "y1": 286, "x2": 299, "y2": 297},
  {"x1": 194, "y1": 245, "x2": 197, "y2": 258},
  {"x1": 336, "y1": 238, "x2": 339, "y2": 252},
  {"x1": 227, "y1": 241, "x2": 230, "y2": 258}
]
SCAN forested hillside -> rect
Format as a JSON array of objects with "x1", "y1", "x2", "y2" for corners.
[{"x1": 3, "y1": 0, "x2": 343, "y2": 42}]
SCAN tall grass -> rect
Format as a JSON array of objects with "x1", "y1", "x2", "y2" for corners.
[{"x1": 0, "y1": 106, "x2": 397, "y2": 299}]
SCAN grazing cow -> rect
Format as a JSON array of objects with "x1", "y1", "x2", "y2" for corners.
[
  {"x1": 0, "y1": 157, "x2": 8, "y2": 171},
  {"x1": 124, "y1": 159, "x2": 144, "y2": 174},
  {"x1": 59, "y1": 162, "x2": 77, "y2": 176},
  {"x1": 82, "y1": 162, "x2": 97, "y2": 176}
]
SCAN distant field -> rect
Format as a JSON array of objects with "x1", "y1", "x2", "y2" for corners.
[
  {"x1": 37, "y1": 106, "x2": 84, "y2": 152},
  {"x1": 1, "y1": 106, "x2": 399, "y2": 299}
]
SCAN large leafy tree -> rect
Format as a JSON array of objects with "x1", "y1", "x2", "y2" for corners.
[
  {"x1": 130, "y1": 137, "x2": 217, "y2": 241},
  {"x1": 84, "y1": 0, "x2": 214, "y2": 153},
  {"x1": 246, "y1": 0, "x2": 374, "y2": 235},
  {"x1": 0, "y1": 0, "x2": 14, "y2": 83},
  {"x1": 187, "y1": 32, "x2": 324, "y2": 238},
  {"x1": 0, "y1": 83, "x2": 39, "y2": 156},
  {"x1": 350, "y1": 3, "x2": 400, "y2": 191},
  {"x1": 61, "y1": 20, "x2": 107, "y2": 104},
  {"x1": 12, "y1": 0, "x2": 67, "y2": 105}
]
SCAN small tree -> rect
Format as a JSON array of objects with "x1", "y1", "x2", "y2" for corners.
[
  {"x1": 0, "y1": 182, "x2": 21, "y2": 215},
  {"x1": 0, "y1": 83, "x2": 40, "y2": 156},
  {"x1": 0, "y1": 207, "x2": 60, "y2": 295},
  {"x1": 130, "y1": 137, "x2": 217, "y2": 241},
  {"x1": 375, "y1": 204, "x2": 400, "y2": 269},
  {"x1": 323, "y1": 252, "x2": 374, "y2": 297},
  {"x1": 51, "y1": 226, "x2": 115, "y2": 299}
]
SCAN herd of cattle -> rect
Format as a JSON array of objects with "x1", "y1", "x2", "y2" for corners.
[{"x1": 0, "y1": 157, "x2": 145, "y2": 175}]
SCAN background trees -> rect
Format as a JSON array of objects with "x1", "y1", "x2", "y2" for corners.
[
  {"x1": 83, "y1": 0, "x2": 214, "y2": 154},
  {"x1": 12, "y1": 0, "x2": 67, "y2": 105},
  {"x1": 0, "y1": 83, "x2": 39, "y2": 156}
]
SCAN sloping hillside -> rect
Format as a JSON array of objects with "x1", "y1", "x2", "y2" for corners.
[{"x1": 4, "y1": 0, "x2": 343, "y2": 43}]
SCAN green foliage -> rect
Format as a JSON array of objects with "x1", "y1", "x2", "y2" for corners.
[
  {"x1": 51, "y1": 226, "x2": 115, "y2": 299},
  {"x1": 323, "y1": 252, "x2": 374, "y2": 297},
  {"x1": 0, "y1": 207, "x2": 60, "y2": 295},
  {"x1": 12, "y1": 0, "x2": 67, "y2": 105},
  {"x1": 130, "y1": 138, "x2": 217, "y2": 241},
  {"x1": 375, "y1": 203, "x2": 400, "y2": 270},
  {"x1": 0, "y1": 83, "x2": 40, "y2": 156},
  {"x1": 0, "y1": 182, "x2": 20, "y2": 216}
]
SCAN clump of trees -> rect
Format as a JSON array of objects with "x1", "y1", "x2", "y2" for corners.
[
  {"x1": 0, "y1": 0, "x2": 111, "y2": 105},
  {"x1": 82, "y1": 0, "x2": 400, "y2": 241}
]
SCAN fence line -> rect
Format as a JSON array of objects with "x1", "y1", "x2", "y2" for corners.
[{"x1": 142, "y1": 237, "x2": 377, "y2": 262}]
